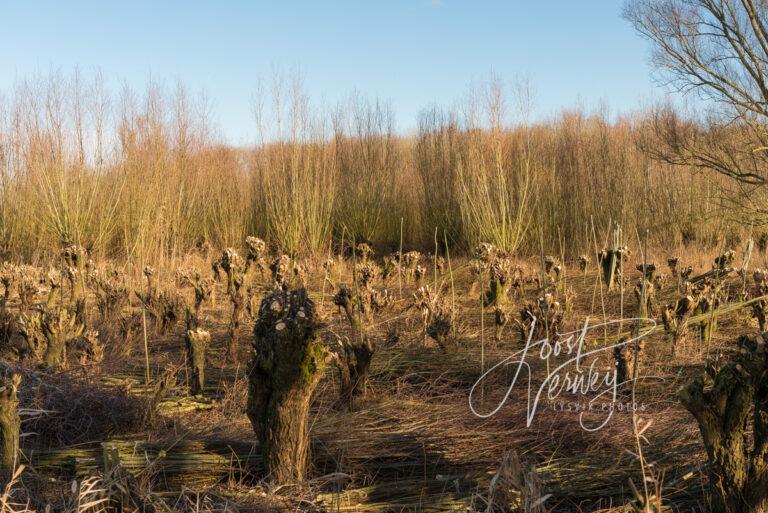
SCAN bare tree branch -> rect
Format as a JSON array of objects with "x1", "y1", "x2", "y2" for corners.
[{"x1": 626, "y1": 0, "x2": 768, "y2": 191}]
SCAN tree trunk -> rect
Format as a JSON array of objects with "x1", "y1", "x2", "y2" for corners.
[
  {"x1": 227, "y1": 293, "x2": 244, "y2": 362},
  {"x1": 248, "y1": 288, "x2": 328, "y2": 483},
  {"x1": 614, "y1": 337, "x2": 644, "y2": 388},
  {"x1": 494, "y1": 306, "x2": 509, "y2": 342},
  {"x1": 753, "y1": 300, "x2": 767, "y2": 332},
  {"x1": 426, "y1": 314, "x2": 453, "y2": 350},
  {"x1": 0, "y1": 373, "x2": 20, "y2": 485},
  {"x1": 75, "y1": 297, "x2": 88, "y2": 330},
  {"x1": 661, "y1": 295, "x2": 697, "y2": 355},
  {"x1": 600, "y1": 250, "x2": 618, "y2": 291},
  {"x1": 485, "y1": 279, "x2": 510, "y2": 307},
  {"x1": 333, "y1": 287, "x2": 375, "y2": 407},
  {"x1": 42, "y1": 308, "x2": 82, "y2": 369},
  {"x1": 337, "y1": 336, "x2": 374, "y2": 408},
  {"x1": 679, "y1": 334, "x2": 768, "y2": 513},
  {"x1": 185, "y1": 329, "x2": 209, "y2": 396},
  {"x1": 43, "y1": 334, "x2": 66, "y2": 369}
]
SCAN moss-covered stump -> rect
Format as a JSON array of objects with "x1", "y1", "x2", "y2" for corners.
[
  {"x1": 484, "y1": 258, "x2": 512, "y2": 308},
  {"x1": 184, "y1": 328, "x2": 210, "y2": 396},
  {"x1": 494, "y1": 305, "x2": 509, "y2": 342},
  {"x1": 679, "y1": 333, "x2": 768, "y2": 513},
  {"x1": 248, "y1": 287, "x2": 329, "y2": 483},
  {"x1": 0, "y1": 372, "x2": 20, "y2": 484}
]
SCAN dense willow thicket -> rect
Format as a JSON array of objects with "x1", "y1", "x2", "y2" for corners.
[{"x1": 0, "y1": 73, "x2": 735, "y2": 263}]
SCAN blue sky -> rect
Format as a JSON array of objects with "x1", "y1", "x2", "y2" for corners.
[{"x1": 0, "y1": 1, "x2": 665, "y2": 144}]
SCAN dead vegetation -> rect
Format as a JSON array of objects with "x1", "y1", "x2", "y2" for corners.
[{"x1": 0, "y1": 235, "x2": 763, "y2": 512}]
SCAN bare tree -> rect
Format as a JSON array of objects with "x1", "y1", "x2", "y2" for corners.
[{"x1": 626, "y1": 0, "x2": 768, "y2": 218}]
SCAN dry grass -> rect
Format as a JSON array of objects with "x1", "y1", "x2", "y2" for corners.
[{"x1": 0, "y1": 237, "x2": 759, "y2": 511}]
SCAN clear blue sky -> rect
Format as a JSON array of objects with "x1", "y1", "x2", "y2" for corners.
[{"x1": 0, "y1": 1, "x2": 663, "y2": 144}]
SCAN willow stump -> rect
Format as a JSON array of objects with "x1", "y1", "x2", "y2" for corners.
[
  {"x1": 679, "y1": 333, "x2": 768, "y2": 513},
  {"x1": 185, "y1": 328, "x2": 210, "y2": 396},
  {"x1": 333, "y1": 287, "x2": 374, "y2": 407},
  {"x1": 62, "y1": 245, "x2": 88, "y2": 328},
  {"x1": 661, "y1": 295, "x2": 698, "y2": 355},
  {"x1": 227, "y1": 279, "x2": 245, "y2": 362},
  {"x1": 613, "y1": 337, "x2": 644, "y2": 389},
  {"x1": 42, "y1": 308, "x2": 84, "y2": 369},
  {"x1": 599, "y1": 249, "x2": 620, "y2": 291},
  {"x1": 0, "y1": 373, "x2": 20, "y2": 484},
  {"x1": 247, "y1": 288, "x2": 328, "y2": 483}
]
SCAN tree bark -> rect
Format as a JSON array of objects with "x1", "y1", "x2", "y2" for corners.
[
  {"x1": 614, "y1": 337, "x2": 644, "y2": 388},
  {"x1": 679, "y1": 333, "x2": 768, "y2": 513},
  {"x1": 333, "y1": 287, "x2": 375, "y2": 407},
  {"x1": 248, "y1": 288, "x2": 328, "y2": 483},
  {"x1": 227, "y1": 287, "x2": 245, "y2": 362},
  {"x1": 42, "y1": 308, "x2": 83, "y2": 369},
  {"x1": 185, "y1": 328, "x2": 209, "y2": 396},
  {"x1": 600, "y1": 250, "x2": 618, "y2": 291},
  {"x1": 0, "y1": 373, "x2": 20, "y2": 485},
  {"x1": 661, "y1": 295, "x2": 697, "y2": 355}
]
